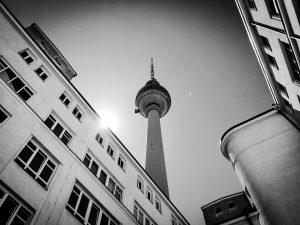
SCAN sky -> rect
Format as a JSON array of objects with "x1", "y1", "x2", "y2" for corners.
[{"x1": 3, "y1": 0, "x2": 273, "y2": 224}]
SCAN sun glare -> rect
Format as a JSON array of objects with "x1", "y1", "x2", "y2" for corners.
[{"x1": 98, "y1": 110, "x2": 119, "y2": 131}]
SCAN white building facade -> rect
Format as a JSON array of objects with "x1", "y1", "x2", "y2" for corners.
[{"x1": 0, "y1": 3, "x2": 189, "y2": 225}]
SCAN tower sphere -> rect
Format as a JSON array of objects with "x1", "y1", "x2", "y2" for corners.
[{"x1": 135, "y1": 78, "x2": 171, "y2": 118}]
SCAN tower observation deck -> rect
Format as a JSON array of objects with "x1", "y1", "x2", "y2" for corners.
[{"x1": 135, "y1": 59, "x2": 171, "y2": 198}]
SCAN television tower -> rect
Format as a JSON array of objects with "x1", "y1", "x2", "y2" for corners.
[{"x1": 135, "y1": 59, "x2": 171, "y2": 198}]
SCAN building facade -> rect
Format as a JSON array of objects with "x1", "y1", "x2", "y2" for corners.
[
  {"x1": 0, "y1": 2, "x2": 189, "y2": 225},
  {"x1": 221, "y1": 1, "x2": 300, "y2": 225},
  {"x1": 201, "y1": 192, "x2": 259, "y2": 225}
]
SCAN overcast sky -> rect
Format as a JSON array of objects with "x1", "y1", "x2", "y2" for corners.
[{"x1": 3, "y1": 0, "x2": 273, "y2": 224}]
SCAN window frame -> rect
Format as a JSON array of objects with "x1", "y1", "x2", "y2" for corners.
[
  {"x1": 155, "y1": 196, "x2": 162, "y2": 213},
  {"x1": 95, "y1": 132, "x2": 104, "y2": 147},
  {"x1": 19, "y1": 49, "x2": 35, "y2": 64},
  {"x1": 0, "y1": 183, "x2": 34, "y2": 225},
  {"x1": 14, "y1": 138, "x2": 58, "y2": 189},
  {"x1": 0, "y1": 57, "x2": 34, "y2": 102},
  {"x1": 133, "y1": 202, "x2": 157, "y2": 225},
  {"x1": 228, "y1": 201, "x2": 236, "y2": 209},
  {"x1": 137, "y1": 176, "x2": 144, "y2": 193},
  {"x1": 171, "y1": 215, "x2": 177, "y2": 225},
  {"x1": 265, "y1": 0, "x2": 280, "y2": 19},
  {"x1": 34, "y1": 65, "x2": 49, "y2": 81},
  {"x1": 117, "y1": 154, "x2": 125, "y2": 171},
  {"x1": 59, "y1": 91, "x2": 72, "y2": 108},
  {"x1": 72, "y1": 105, "x2": 84, "y2": 121},
  {"x1": 107, "y1": 145, "x2": 115, "y2": 159},
  {"x1": 146, "y1": 186, "x2": 153, "y2": 203}
]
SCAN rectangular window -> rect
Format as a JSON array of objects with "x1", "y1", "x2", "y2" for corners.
[
  {"x1": 298, "y1": 95, "x2": 300, "y2": 104},
  {"x1": 15, "y1": 139, "x2": 57, "y2": 189},
  {"x1": 72, "y1": 106, "x2": 83, "y2": 121},
  {"x1": 228, "y1": 201, "x2": 235, "y2": 209},
  {"x1": 282, "y1": 42, "x2": 300, "y2": 82},
  {"x1": 155, "y1": 196, "x2": 161, "y2": 213},
  {"x1": 83, "y1": 153, "x2": 99, "y2": 177},
  {"x1": 265, "y1": 53, "x2": 278, "y2": 69},
  {"x1": 99, "y1": 170, "x2": 107, "y2": 185},
  {"x1": 266, "y1": 0, "x2": 280, "y2": 18},
  {"x1": 44, "y1": 113, "x2": 72, "y2": 146},
  {"x1": 137, "y1": 176, "x2": 144, "y2": 192},
  {"x1": 117, "y1": 155, "x2": 125, "y2": 171},
  {"x1": 107, "y1": 145, "x2": 115, "y2": 159},
  {"x1": 0, "y1": 184, "x2": 34, "y2": 225},
  {"x1": 0, "y1": 58, "x2": 34, "y2": 102},
  {"x1": 171, "y1": 215, "x2": 177, "y2": 225},
  {"x1": 19, "y1": 49, "x2": 35, "y2": 64},
  {"x1": 133, "y1": 203, "x2": 156, "y2": 225},
  {"x1": 34, "y1": 66, "x2": 48, "y2": 81},
  {"x1": 107, "y1": 178, "x2": 123, "y2": 203},
  {"x1": 276, "y1": 81, "x2": 289, "y2": 97},
  {"x1": 59, "y1": 92, "x2": 72, "y2": 107},
  {"x1": 146, "y1": 187, "x2": 153, "y2": 203},
  {"x1": 0, "y1": 105, "x2": 10, "y2": 126},
  {"x1": 96, "y1": 133, "x2": 104, "y2": 146},
  {"x1": 66, "y1": 184, "x2": 118, "y2": 225}
]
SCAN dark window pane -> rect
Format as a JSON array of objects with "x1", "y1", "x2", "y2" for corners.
[
  {"x1": 100, "y1": 214, "x2": 109, "y2": 225},
  {"x1": 0, "y1": 58, "x2": 8, "y2": 68},
  {"x1": 0, "y1": 188, "x2": 5, "y2": 199},
  {"x1": 27, "y1": 141, "x2": 36, "y2": 151},
  {"x1": 64, "y1": 99, "x2": 70, "y2": 106},
  {"x1": 88, "y1": 203, "x2": 100, "y2": 225},
  {"x1": 18, "y1": 146, "x2": 34, "y2": 164},
  {"x1": 18, "y1": 87, "x2": 33, "y2": 102},
  {"x1": 83, "y1": 155, "x2": 91, "y2": 167},
  {"x1": 53, "y1": 123, "x2": 63, "y2": 137},
  {"x1": 72, "y1": 108, "x2": 78, "y2": 115},
  {"x1": 0, "y1": 109, "x2": 8, "y2": 123},
  {"x1": 146, "y1": 218, "x2": 150, "y2": 225},
  {"x1": 11, "y1": 207, "x2": 31, "y2": 225},
  {"x1": 99, "y1": 171, "x2": 107, "y2": 185},
  {"x1": 68, "y1": 190, "x2": 79, "y2": 209},
  {"x1": 0, "y1": 196, "x2": 18, "y2": 224},
  {"x1": 59, "y1": 94, "x2": 65, "y2": 101},
  {"x1": 25, "y1": 57, "x2": 33, "y2": 64},
  {"x1": 90, "y1": 161, "x2": 99, "y2": 176},
  {"x1": 35, "y1": 68, "x2": 43, "y2": 75},
  {"x1": 0, "y1": 68, "x2": 16, "y2": 83},
  {"x1": 77, "y1": 194, "x2": 89, "y2": 218},
  {"x1": 20, "y1": 51, "x2": 28, "y2": 58},
  {"x1": 44, "y1": 116, "x2": 55, "y2": 129},
  {"x1": 108, "y1": 179, "x2": 115, "y2": 193},
  {"x1": 138, "y1": 211, "x2": 143, "y2": 224},
  {"x1": 40, "y1": 74, "x2": 48, "y2": 81},
  {"x1": 8, "y1": 77, "x2": 24, "y2": 92},
  {"x1": 29, "y1": 151, "x2": 45, "y2": 172},
  {"x1": 39, "y1": 164, "x2": 53, "y2": 183}
]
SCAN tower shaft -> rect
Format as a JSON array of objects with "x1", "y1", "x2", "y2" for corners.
[{"x1": 146, "y1": 109, "x2": 169, "y2": 198}]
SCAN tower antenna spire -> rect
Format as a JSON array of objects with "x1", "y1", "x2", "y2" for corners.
[{"x1": 150, "y1": 58, "x2": 154, "y2": 80}]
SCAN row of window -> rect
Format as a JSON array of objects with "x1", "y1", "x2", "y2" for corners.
[
  {"x1": 133, "y1": 203, "x2": 157, "y2": 225},
  {"x1": 137, "y1": 176, "x2": 162, "y2": 213},
  {"x1": 83, "y1": 153, "x2": 123, "y2": 202},
  {"x1": 59, "y1": 91, "x2": 84, "y2": 121}
]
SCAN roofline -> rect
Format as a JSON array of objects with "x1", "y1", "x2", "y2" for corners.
[
  {"x1": 201, "y1": 191, "x2": 246, "y2": 209},
  {"x1": 0, "y1": 1, "x2": 190, "y2": 224}
]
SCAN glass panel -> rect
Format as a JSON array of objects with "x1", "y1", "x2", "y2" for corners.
[
  {"x1": 8, "y1": 77, "x2": 25, "y2": 92},
  {"x1": 83, "y1": 155, "x2": 91, "y2": 167},
  {"x1": 11, "y1": 206, "x2": 31, "y2": 225},
  {"x1": 138, "y1": 211, "x2": 143, "y2": 224},
  {"x1": 77, "y1": 193, "x2": 89, "y2": 218},
  {"x1": 64, "y1": 99, "x2": 70, "y2": 106},
  {"x1": 0, "y1": 196, "x2": 18, "y2": 224},
  {"x1": 53, "y1": 123, "x2": 63, "y2": 137},
  {"x1": 72, "y1": 108, "x2": 78, "y2": 115},
  {"x1": 0, "y1": 68, "x2": 16, "y2": 83},
  {"x1": 39, "y1": 164, "x2": 54, "y2": 183},
  {"x1": 18, "y1": 87, "x2": 33, "y2": 102},
  {"x1": 99, "y1": 171, "x2": 107, "y2": 185},
  {"x1": 44, "y1": 115, "x2": 55, "y2": 129},
  {"x1": 107, "y1": 179, "x2": 115, "y2": 193},
  {"x1": 18, "y1": 146, "x2": 34, "y2": 164},
  {"x1": 88, "y1": 203, "x2": 99, "y2": 225},
  {"x1": 100, "y1": 213, "x2": 109, "y2": 225},
  {"x1": 20, "y1": 51, "x2": 29, "y2": 58},
  {"x1": 68, "y1": 190, "x2": 79, "y2": 209},
  {"x1": 29, "y1": 150, "x2": 46, "y2": 172},
  {"x1": 59, "y1": 94, "x2": 66, "y2": 101},
  {"x1": 146, "y1": 218, "x2": 150, "y2": 225},
  {"x1": 90, "y1": 161, "x2": 99, "y2": 176},
  {"x1": 0, "y1": 58, "x2": 7, "y2": 69}
]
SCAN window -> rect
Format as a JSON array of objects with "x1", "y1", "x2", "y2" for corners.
[
  {"x1": 34, "y1": 66, "x2": 48, "y2": 81},
  {"x1": 99, "y1": 170, "x2": 107, "y2": 185},
  {"x1": 0, "y1": 58, "x2": 34, "y2": 102},
  {"x1": 215, "y1": 207, "x2": 222, "y2": 215},
  {"x1": 298, "y1": 95, "x2": 300, "y2": 104},
  {"x1": 59, "y1": 92, "x2": 72, "y2": 107},
  {"x1": 171, "y1": 215, "x2": 177, "y2": 225},
  {"x1": 146, "y1": 187, "x2": 153, "y2": 203},
  {"x1": 95, "y1": 132, "x2": 104, "y2": 146},
  {"x1": 155, "y1": 196, "x2": 161, "y2": 213},
  {"x1": 228, "y1": 201, "x2": 235, "y2": 209},
  {"x1": 276, "y1": 81, "x2": 289, "y2": 97},
  {"x1": 266, "y1": 53, "x2": 278, "y2": 69},
  {"x1": 0, "y1": 184, "x2": 34, "y2": 225},
  {"x1": 19, "y1": 49, "x2": 34, "y2": 64},
  {"x1": 107, "y1": 145, "x2": 115, "y2": 159},
  {"x1": 44, "y1": 113, "x2": 72, "y2": 146},
  {"x1": 72, "y1": 106, "x2": 83, "y2": 121},
  {"x1": 282, "y1": 42, "x2": 300, "y2": 82},
  {"x1": 133, "y1": 203, "x2": 156, "y2": 225},
  {"x1": 260, "y1": 35, "x2": 271, "y2": 50},
  {"x1": 0, "y1": 105, "x2": 10, "y2": 126},
  {"x1": 137, "y1": 176, "x2": 144, "y2": 192},
  {"x1": 117, "y1": 155, "x2": 125, "y2": 171},
  {"x1": 66, "y1": 184, "x2": 118, "y2": 225},
  {"x1": 15, "y1": 139, "x2": 57, "y2": 188},
  {"x1": 247, "y1": 0, "x2": 256, "y2": 9},
  {"x1": 108, "y1": 179, "x2": 123, "y2": 202},
  {"x1": 266, "y1": 0, "x2": 280, "y2": 18}
]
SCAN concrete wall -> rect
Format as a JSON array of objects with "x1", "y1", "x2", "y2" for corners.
[{"x1": 221, "y1": 110, "x2": 300, "y2": 225}]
